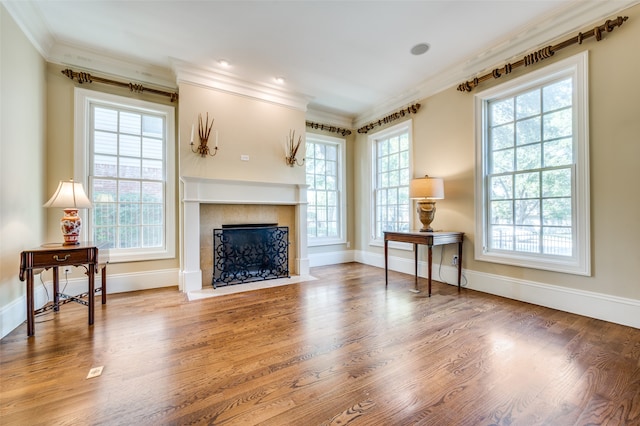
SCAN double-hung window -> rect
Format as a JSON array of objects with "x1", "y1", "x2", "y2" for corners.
[
  {"x1": 370, "y1": 121, "x2": 412, "y2": 243},
  {"x1": 475, "y1": 52, "x2": 590, "y2": 275},
  {"x1": 75, "y1": 88, "x2": 176, "y2": 262},
  {"x1": 306, "y1": 133, "x2": 346, "y2": 246}
]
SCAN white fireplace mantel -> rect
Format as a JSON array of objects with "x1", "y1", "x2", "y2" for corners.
[{"x1": 180, "y1": 176, "x2": 309, "y2": 292}]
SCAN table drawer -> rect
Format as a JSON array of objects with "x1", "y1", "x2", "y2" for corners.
[{"x1": 30, "y1": 249, "x2": 92, "y2": 268}]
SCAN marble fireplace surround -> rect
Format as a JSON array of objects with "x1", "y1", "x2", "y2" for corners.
[{"x1": 180, "y1": 176, "x2": 309, "y2": 293}]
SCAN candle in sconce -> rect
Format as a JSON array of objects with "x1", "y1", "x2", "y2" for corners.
[
  {"x1": 190, "y1": 124, "x2": 194, "y2": 143},
  {"x1": 215, "y1": 130, "x2": 218, "y2": 148}
]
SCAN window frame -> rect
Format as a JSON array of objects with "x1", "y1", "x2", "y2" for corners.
[
  {"x1": 305, "y1": 133, "x2": 347, "y2": 247},
  {"x1": 74, "y1": 88, "x2": 176, "y2": 263},
  {"x1": 474, "y1": 52, "x2": 590, "y2": 275},
  {"x1": 368, "y1": 120, "x2": 413, "y2": 248}
]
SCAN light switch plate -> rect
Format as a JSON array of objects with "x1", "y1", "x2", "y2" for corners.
[{"x1": 86, "y1": 366, "x2": 104, "y2": 379}]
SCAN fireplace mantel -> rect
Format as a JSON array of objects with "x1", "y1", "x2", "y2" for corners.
[{"x1": 180, "y1": 176, "x2": 309, "y2": 292}]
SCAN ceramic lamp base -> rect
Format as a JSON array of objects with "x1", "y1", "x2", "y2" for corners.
[{"x1": 60, "y1": 208, "x2": 82, "y2": 245}]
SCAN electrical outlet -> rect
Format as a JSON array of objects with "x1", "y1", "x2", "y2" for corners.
[{"x1": 452, "y1": 255, "x2": 459, "y2": 266}]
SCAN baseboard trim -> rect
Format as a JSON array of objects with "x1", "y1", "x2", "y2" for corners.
[
  {"x1": 4, "y1": 256, "x2": 638, "y2": 339},
  {"x1": 356, "y1": 249, "x2": 640, "y2": 329},
  {"x1": 0, "y1": 296, "x2": 27, "y2": 339},
  {"x1": 309, "y1": 250, "x2": 355, "y2": 267},
  {"x1": 0, "y1": 268, "x2": 179, "y2": 339}
]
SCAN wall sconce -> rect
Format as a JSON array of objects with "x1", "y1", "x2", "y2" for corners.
[
  {"x1": 44, "y1": 179, "x2": 93, "y2": 244},
  {"x1": 285, "y1": 129, "x2": 304, "y2": 167},
  {"x1": 409, "y1": 175, "x2": 445, "y2": 232},
  {"x1": 190, "y1": 113, "x2": 218, "y2": 157}
]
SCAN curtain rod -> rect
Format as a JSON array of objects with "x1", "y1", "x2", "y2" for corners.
[
  {"x1": 357, "y1": 103, "x2": 421, "y2": 134},
  {"x1": 306, "y1": 121, "x2": 352, "y2": 136},
  {"x1": 61, "y1": 68, "x2": 179, "y2": 102},
  {"x1": 458, "y1": 15, "x2": 628, "y2": 93}
]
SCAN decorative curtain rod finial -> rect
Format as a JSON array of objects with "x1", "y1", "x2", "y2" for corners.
[
  {"x1": 305, "y1": 120, "x2": 352, "y2": 136},
  {"x1": 61, "y1": 68, "x2": 178, "y2": 101},
  {"x1": 457, "y1": 15, "x2": 628, "y2": 93},
  {"x1": 357, "y1": 103, "x2": 421, "y2": 134}
]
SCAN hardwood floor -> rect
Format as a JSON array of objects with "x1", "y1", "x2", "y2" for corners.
[{"x1": 1, "y1": 263, "x2": 639, "y2": 425}]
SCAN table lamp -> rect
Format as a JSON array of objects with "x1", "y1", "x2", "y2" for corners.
[
  {"x1": 44, "y1": 180, "x2": 93, "y2": 245},
  {"x1": 409, "y1": 175, "x2": 444, "y2": 232}
]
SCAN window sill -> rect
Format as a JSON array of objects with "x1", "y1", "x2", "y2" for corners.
[{"x1": 475, "y1": 250, "x2": 590, "y2": 276}]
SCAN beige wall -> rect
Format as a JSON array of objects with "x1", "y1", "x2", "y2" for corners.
[
  {"x1": 356, "y1": 3, "x2": 640, "y2": 300},
  {"x1": 45, "y1": 63, "x2": 180, "y2": 276},
  {"x1": 178, "y1": 82, "x2": 306, "y2": 184},
  {"x1": 0, "y1": 5, "x2": 47, "y2": 328}
]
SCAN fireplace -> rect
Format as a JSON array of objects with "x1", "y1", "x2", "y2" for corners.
[
  {"x1": 180, "y1": 177, "x2": 309, "y2": 293},
  {"x1": 213, "y1": 224, "x2": 289, "y2": 287}
]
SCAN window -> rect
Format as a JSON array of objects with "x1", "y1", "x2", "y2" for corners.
[
  {"x1": 306, "y1": 134, "x2": 346, "y2": 246},
  {"x1": 475, "y1": 52, "x2": 590, "y2": 275},
  {"x1": 74, "y1": 89, "x2": 176, "y2": 262},
  {"x1": 370, "y1": 121, "x2": 412, "y2": 243}
]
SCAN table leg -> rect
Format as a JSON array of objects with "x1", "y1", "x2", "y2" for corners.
[
  {"x1": 53, "y1": 266, "x2": 59, "y2": 312},
  {"x1": 88, "y1": 263, "x2": 95, "y2": 325},
  {"x1": 101, "y1": 265, "x2": 107, "y2": 304},
  {"x1": 428, "y1": 245, "x2": 433, "y2": 297},
  {"x1": 26, "y1": 270, "x2": 34, "y2": 336},
  {"x1": 409, "y1": 243, "x2": 420, "y2": 293},
  {"x1": 457, "y1": 241, "x2": 463, "y2": 291},
  {"x1": 384, "y1": 239, "x2": 389, "y2": 288}
]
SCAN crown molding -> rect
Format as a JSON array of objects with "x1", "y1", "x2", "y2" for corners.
[
  {"x1": 48, "y1": 43, "x2": 178, "y2": 90},
  {"x1": 5, "y1": 0, "x2": 639, "y2": 123},
  {"x1": 2, "y1": 1, "x2": 177, "y2": 89},
  {"x1": 1, "y1": 0, "x2": 54, "y2": 57},
  {"x1": 454, "y1": 0, "x2": 640, "y2": 80},
  {"x1": 173, "y1": 60, "x2": 310, "y2": 112},
  {"x1": 305, "y1": 108, "x2": 354, "y2": 130},
  {"x1": 355, "y1": 0, "x2": 640, "y2": 127},
  {"x1": 354, "y1": 90, "x2": 422, "y2": 129}
]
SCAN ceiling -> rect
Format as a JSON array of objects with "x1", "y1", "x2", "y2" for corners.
[{"x1": 3, "y1": 0, "x2": 638, "y2": 123}]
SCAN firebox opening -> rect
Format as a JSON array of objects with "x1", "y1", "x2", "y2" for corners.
[{"x1": 213, "y1": 224, "x2": 289, "y2": 287}]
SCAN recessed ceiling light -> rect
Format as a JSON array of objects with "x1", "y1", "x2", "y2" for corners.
[
  {"x1": 410, "y1": 43, "x2": 430, "y2": 56},
  {"x1": 275, "y1": 76, "x2": 286, "y2": 84},
  {"x1": 218, "y1": 59, "x2": 230, "y2": 67}
]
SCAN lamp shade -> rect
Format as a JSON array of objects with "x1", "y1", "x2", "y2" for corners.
[
  {"x1": 409, "y1": 176, "x2": 444, "y2": 200},
  {"x1": 44, "y1": 180, "x2": 92, "y2": 209}
]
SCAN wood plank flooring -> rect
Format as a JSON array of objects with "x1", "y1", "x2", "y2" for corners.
[{"x1": 1, "y1": 263, "x2": 639, "y2": 425}]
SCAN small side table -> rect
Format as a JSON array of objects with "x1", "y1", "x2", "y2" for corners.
[
  {"x1": 19, "y1": 242, "x2": 108, "y2": 336},
  {"x1": 384, "y1": 231, "x2": 464, "y2": 296}
]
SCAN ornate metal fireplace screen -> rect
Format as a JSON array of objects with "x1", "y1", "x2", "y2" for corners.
[{"x1": 213, "y1": 224, "x2": 289, "y2": 287}]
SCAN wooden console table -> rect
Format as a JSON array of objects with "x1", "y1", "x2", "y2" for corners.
[
  {"x1": 384, "y1": 231, "x2": 464, "y2": 296},
  {"x1": 19, "y1": 242, "x2": 108, "y2": 336}
]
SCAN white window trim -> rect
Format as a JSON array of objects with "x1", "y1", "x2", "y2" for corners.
[
  {"x1": 306, "y1": 133, "x2": 347, "y2": 247},
  {"x1": 368, "y1": 120, "x2": 413, "y2": 249},
  {"x1": 74, "y1": 88, "x2": 176, "y2": 263},
  {"x1": 474, "y1": 51, "x2": 590, "y2": 275}
]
